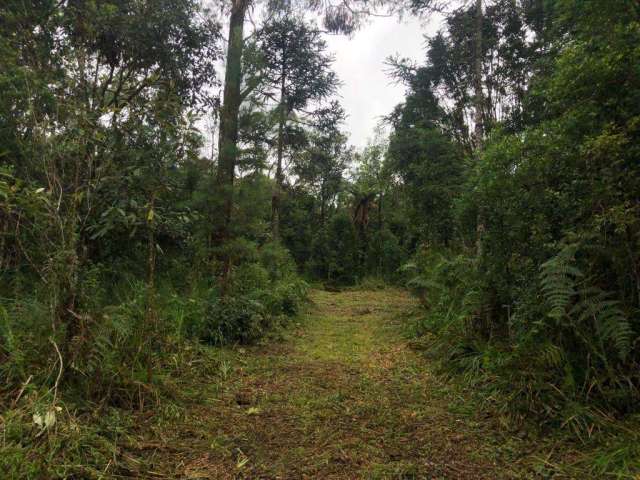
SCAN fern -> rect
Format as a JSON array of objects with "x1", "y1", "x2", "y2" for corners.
[
  {"x1": 538, "y1": 341, "x2": 565, "y2": 369},
  {"x1": 541, "y1": 245, "x2": 633, "y2": 361},
  {"x1": 570, "y1": 289, "x2": 632, "y2": 360},
  {"x1": 0, "y1": 304, "x2": 26, "y2": 381},
  {"x1": 540, "y1": 244, "x2": 583, "y2": 320}
]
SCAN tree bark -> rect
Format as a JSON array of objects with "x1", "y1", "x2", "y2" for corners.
[
  {"x1": 320, "y1": 182, "x2": 326, "y2": 227},
  {"x1": 272, "y1": 69, "x2": 286, "y2": 242},
  {"x1": 145, "y1": 191, "x2": 157, "y2": 383},
  {"x1": 473, "y1": 0, "x2": 485, "y2": 258},
  {"x1": 473, "y1": 0, "x2": 484, "y2": 147},
  {"x1": 215, "y1": 0, "x2": 248, "y2": 284}
]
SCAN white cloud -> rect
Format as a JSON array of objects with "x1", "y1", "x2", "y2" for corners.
[{"x1": 324, "y1": 15, "x2": 440, "y2": 148}]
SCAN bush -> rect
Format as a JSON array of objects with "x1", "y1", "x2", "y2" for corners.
[
  {"x1": 310, "y1": 213, "x2": 359, "y2": 285},
  {"x1": 272, "y1": 278, "x2": 309, "y2": 315},
  {"x1": 259, "y1": 241, "x2": 297, "y2": 281},
  {"x1": 0, "y1": 298, "x2": 50, "y2": 387},
  {"x1": 179, "y1": 249, "x2": 309, "y2": 346},
  {"x1": 405, "y1": 240, "x2": 640, "y2": 433},
  {"x1": 367, "y1": 228, "x2": 407, "y2": 282},
  {"x1": 203, "y1": 295, "x2": 269, "y2": 345},
  {"x1": 230, "y1": 262, "x2": 270, "y2": 295},
  {"x1": 196, "y1": 276, "x2": 308, "y2": 345}
]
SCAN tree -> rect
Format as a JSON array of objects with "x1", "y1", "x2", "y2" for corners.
[
  {"x1": 252, "y1": 16, "x2": 339, "y2": 240},
  {"x1": 292, "y1": 103, "x2": 349, "y2": 227},
  {"x1": 0, "y1": 0, "x2": 220, "y2": 370},
  {"x1": 215, "y1": 0, "x2": 251, "y2": 264},
  {"x1": 212, "y1": 0, "x2": 390, "y2": 281}
]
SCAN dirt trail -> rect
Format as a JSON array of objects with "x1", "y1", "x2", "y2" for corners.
[{"x1": 133, "y1": 289, "x2": 519, "y2": 479}]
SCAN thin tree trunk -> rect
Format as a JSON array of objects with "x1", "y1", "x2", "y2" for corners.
[
  {"x1": 60, "y1": 51, "x2": 87, "y2": 365},
  {"x1": 377, "y1": 192, "x2": 383, "y2": 275},
  {"x1": 272, "y1": 71, "x2": 286, "y2": 242},
  {"x1": 320, "y1": 182, "x2": 326, "y2": 227},
  {"x1": 474, "y1": 0, "x2": 485, "y2": 258},
  {"x1": 473, "y1": 0, "x2": 493, "y2": 336},
  {"x1": 215, "y1": 0, "x2": 248, "y2": 287},
  {"x1": 0, "y1": 213, "x2": 6, "y2": 272},
  {"x1": 377, "y1": 192, "x2": 383, "y2": 231},
  {"x1": 473, "y1": 0, "x2": 484, "y2": 147},
  {"x1": 146, "y1": 193, "x2": 157, "y2": 309}
]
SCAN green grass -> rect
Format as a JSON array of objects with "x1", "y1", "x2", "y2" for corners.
[
  {"x1": 3, "y1": 287, "x2": 636, "y2": 478},
  {"x1": 118, "y1": 288, "x2": 524, "y2": 479}
]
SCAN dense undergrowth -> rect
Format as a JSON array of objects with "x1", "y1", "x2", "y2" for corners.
[
  {"x1": 387, "y1": 1, "x2": 640, "y2": 477},
  {"x1": 0, "y1": 240, "x2": 308, "y2": 477},
  {"x1": 403, "y1": 249, "x2": 640, "y2": 477}
]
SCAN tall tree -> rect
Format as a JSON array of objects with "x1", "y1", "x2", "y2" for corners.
[
  {"x1": 473, "y1": 0, "x2": 485, "y2": 257},
  {"x1": 253, "y1": 16, "x2": 339, "y2": 240},
  {"x1": 215, "y1": 0, "x2": 250, "y2": 286},
  {"x1": 473, "y1": 0, "x2": 484, "y2": 147},
  {"x1": 292, "y1": 103, "x2": 349, "y2": 227},
  {"x1": 212, "y1": 0, "x2": 387, "y2": 269}
]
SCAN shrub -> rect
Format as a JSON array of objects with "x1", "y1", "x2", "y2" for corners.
[
  {"x1": 231, "y1": 262, "x2": 270, "y2": 295},
  {"x1": 367, "y1": 228, "x2": 408, "y2": 282},
  {"x1": 405, "y1": 239, "x2": 640, "y2": 434},
  {"x1": 259, "y1": 241, "x2": 297, "y2": 281},
  {"x1": 310, "y1": 213, "x2": 359, "y2": 285},
  {"x1": 272, "y1": 278, "x2": 309, "y2": 315},
  {"x1": 0, "y1": 296, "x2": 53, "y2": 389},
  {"x1": 203, "y1": 295, "x2": 270, "y2": 345}
]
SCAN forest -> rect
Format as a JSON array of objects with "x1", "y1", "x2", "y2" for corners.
[{"x1": 1, "y1": 0, "x2": 639, "y2": 478}]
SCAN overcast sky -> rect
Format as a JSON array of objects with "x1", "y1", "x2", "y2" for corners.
[
  {"x1": 203, "y1": 11, "x2": 443, "y2": 155},
  {"x1": 323, "y1": 16, "x2": 440, "y2": 148}
]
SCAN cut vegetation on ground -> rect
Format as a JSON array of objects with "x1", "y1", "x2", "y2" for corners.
[{"x1": 117, "y1": 289, "x2": 536, "y2": 479}]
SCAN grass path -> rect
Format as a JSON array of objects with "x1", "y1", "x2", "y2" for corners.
[{"x1": 130, "y1": 289, "x2": 522, "y2": 479}]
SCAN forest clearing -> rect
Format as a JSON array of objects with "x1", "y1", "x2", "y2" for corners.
[
  {"x1": 2, "y1": 0, "x2": 640, "y2": 478},
  {"x1": 119, "y1": 288, "x2": 517, "y2": 479},
  {"x1": 3, "y1": 288, "x2": 638, "y2": 478},
  {"x1": 6, "y1": 288, "x2": 588, "y2": 478}
]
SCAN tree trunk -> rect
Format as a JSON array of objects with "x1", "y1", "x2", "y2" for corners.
[
  {"x1": 320, "y1": 182, "x2": 326, "y2": 227},
  {"x1": 473, "y1": 0, "x2": 485, "y2": 258},
  {"x1": 215, "y1": 0, "x2": 248, "y2": 285},
  {"x1": 146, "y1": 192, "x2": 157, "y2": 314},
  {"x1": 473, "y1": 0, "x2": 484, "y2": 147},
  {"x1": 272, "y1": 71, "x2": 286, "y2": 242},
  {"x1": 473, "y1": 0, "x2": 494, "y2": 335},
  {"x1": 377, "y1": 192, "x2": 383, "y2": 231}
]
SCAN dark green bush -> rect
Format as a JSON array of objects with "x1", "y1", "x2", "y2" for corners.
[
  {"x1": 272, "y1": 278, "x2": 309, "y2": 315},
  {"x1": 203, "y1": 295, "x2": 269, "y2": 345},
  {"x1": 231, "y1": 261, "x2": 271, "y2": 295},
  {"x1": 366, "y1": 228, "x2": 408, "y2": 282},
  {"x1": 259, "y1": 241, "x2": 297, "y2": 281},
  {"x1": 310, "y1": 213, "x2": 360, "y2": 285},
  {"x1": 174, "y1": 251, "x2": 309, "y2": 346}
]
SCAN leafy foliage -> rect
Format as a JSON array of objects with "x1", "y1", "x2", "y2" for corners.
[
  {"x1": 540, "y1": 243, "x2": 633, "y2": 362},
  {"x1": 391, "y1": 4, "x2": 640, "y2": 475},
  {"x1": 0, "y1": 7, "x2": 314, "y2": 477},
  {"x1": 2, "y1": 0, "x2": 640, "y2": 477}
]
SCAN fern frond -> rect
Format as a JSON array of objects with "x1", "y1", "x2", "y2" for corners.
[
  {"x1": 539, "y1": 342, "x2": 565, "y2": 369},
  {"x1": 399, "y1": 261, "x2": 418, "y2": 273},
  {"x1": 567, "y1": 287, "x2": 632, "y2": 360},
  {"x1": 592, "y1": 297, "x2": 631, "y2": 361},
  {"x1": 540, "y1": 246, "x2": 582, "y2": 320}
]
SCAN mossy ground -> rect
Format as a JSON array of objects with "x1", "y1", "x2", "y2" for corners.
[{"x1": 120, "y1": 288, "x2": 532, "y2": 479}]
